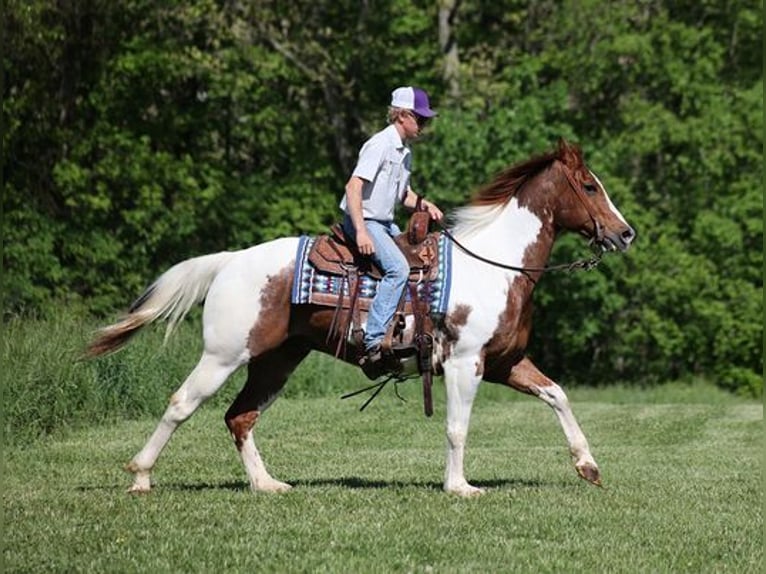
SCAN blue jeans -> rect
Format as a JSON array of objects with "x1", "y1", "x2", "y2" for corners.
[{"x1": 343, "y1": 216, "x2": 408, "y2": 350}]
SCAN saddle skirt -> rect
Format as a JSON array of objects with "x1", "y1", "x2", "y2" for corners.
[{"x1": 291, "y1": 231, "x2": 453, "y2": 315}]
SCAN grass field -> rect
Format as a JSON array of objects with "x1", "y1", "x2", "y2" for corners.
[{"x1": 5, "y1": 380, "x2": 762, "y2": 573}]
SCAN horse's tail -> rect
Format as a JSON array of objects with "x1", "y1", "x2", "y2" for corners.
[{"x1": 85, "y1": 251, "x2": 238, "y2": 358}]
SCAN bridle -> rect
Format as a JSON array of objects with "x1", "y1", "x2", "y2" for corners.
[
  {"x1": 435, "y1": 162, "x2": 607, "y2": 282},
  {"x1": 560, "y1": 164, "x2": 605, "y2": 245}
]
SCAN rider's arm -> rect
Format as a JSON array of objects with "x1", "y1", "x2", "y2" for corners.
[{"x1": 344, "y1": 176, "x2": 375, "y2": 255}]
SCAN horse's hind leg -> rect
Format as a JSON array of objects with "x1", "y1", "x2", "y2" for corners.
[
  {"x1": 507, "y1": 357, "x2": 601, "y2": 486},
  {"x1": 126, "y1": 351, "x2": 241, "y2": 493},
  {"x1": 225, "y1": 340, "x2": 310, "y2": 493}
]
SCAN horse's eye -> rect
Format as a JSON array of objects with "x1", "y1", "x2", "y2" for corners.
[{"x1": 583, "y1": 183, "x2": 597, "y2": 194}]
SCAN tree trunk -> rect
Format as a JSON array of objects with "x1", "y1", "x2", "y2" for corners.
[{"x1": 438, "y1": 0, "x2": 461, "y2": 102}]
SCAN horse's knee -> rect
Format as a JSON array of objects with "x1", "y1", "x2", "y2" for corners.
[
  {"x1": 225, "y1": 410, "x2": 259, "y2": 449},
  {"x1": 446, "y1": 427, "x2": 467, "y2": 449},
  {"x1": 536, "y1": 383, "x2": 570, "y2": 410},
  {"x1": 165, "y1": 392, "x2": 201, "y2": 422}
]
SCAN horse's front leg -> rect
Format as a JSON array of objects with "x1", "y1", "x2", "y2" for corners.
[
  {"x1": 507, "y1": 357, "x2": 601, "y2": 486},
  {"x1": 442, "y1": 356, "x2": 484, "y2": 496}
]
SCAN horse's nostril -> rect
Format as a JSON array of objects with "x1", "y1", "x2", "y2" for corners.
[{"x1": 622, "y1": 227, "x2": 636, "y2": 243}]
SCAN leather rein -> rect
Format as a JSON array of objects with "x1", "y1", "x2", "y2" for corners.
[{"x1": 435, "y1": 165, "x2": 606, "y2": 281}]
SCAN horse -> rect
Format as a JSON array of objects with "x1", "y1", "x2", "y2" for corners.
[{"x1": 86, "y1": 139, "x2": 635, "y2": 496}]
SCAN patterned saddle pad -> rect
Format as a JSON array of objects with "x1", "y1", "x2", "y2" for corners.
[{"x1": 291, "y1": 234, "x2": 453, "y2": 314}]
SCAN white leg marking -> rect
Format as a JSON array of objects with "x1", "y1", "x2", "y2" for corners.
[
  {"x1": 534, "y1": 383, "x2": 598, "y2": 475},
  {"x1": 238, "y1": 428, "x2": 292, "y2": 493},
  {"x1": 127, "y1": 352, "x2": 241, "y2": 493},
  {"x1": 443, "y1": 358, "x2": 485, "y2": 497}
]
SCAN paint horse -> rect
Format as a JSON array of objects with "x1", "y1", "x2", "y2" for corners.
[{"x1": 87, "y1": 139, "x2": 635, "y2": 496}]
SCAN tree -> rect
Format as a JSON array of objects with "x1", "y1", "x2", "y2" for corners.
[{"x1": 3, "y1": 1, "x2": 762, "y2": 394}]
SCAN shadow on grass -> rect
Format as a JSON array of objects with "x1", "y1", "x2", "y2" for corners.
[
  {"x1": 80, "y1": 475, "x2": 555, "y2": 493},
  {"x1": 291, "y1": 476, "x2": 550, "y2": 491},
  {"x1": 76, "y1": 480, "x2": 250, "y2": 493}
]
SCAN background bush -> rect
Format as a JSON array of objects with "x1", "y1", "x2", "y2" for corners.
[
  {"x1": 1, "y1": 310, "x2": 369, "y2": 444},
  {"x1": 3, "y1": 310, "x2": 756, "y2": 446},
  {"x1": 3, "y1": 1, "x2": 762, "y2": 395}
]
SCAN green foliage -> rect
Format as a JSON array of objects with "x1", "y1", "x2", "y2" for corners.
[
  {"x1": 0, "y1": 311, "x2": 755, "y2": 446},
  {"x1": 3, "y1": 1, "x2": 762, "y2": 394},
  {"x1": 1, "y1": 312, "x2": 207, "y2": 443},
  {"x1": 1, "y1": 311, "x2": 360, "y2": 445}
]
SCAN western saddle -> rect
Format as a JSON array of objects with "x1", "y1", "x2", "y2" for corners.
[{"x1": 306, "y1": 208, "x2": 439, "y2": 416}]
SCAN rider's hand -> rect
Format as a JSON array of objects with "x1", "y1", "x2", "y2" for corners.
[
  {"x1": 422, "y1": 200, "x2": 443, "y2": 222},
  {"x1": 356, "y1": 230, "x2": 375, "y2": 255}
]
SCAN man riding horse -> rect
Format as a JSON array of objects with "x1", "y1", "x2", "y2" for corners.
[{"x1": 339, "y1": 86, "x2": 443, "y2": 377}]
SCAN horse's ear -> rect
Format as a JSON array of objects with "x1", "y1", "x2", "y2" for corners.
[{"x1": 557, "y1": 138, "x2": 583, "y2": 167}]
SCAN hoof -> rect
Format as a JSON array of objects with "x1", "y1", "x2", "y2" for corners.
[
  {"x1": 125, "y1": 463, "x2": 152, "y2": 493},
  {"x1": 444, "y1": 483, "x2": 486, "y2": 497},
  {"x1": 254, "y1": 480, "x2": 293, "y2": 493},
  {"x1": 127, "y1": 483, "x2": 152, "y2": 495},
  {"x1": 576, "y1": 463, "x2": 602, "y2": 487}
]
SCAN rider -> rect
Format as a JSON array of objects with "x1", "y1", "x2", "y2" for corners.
[{"x1": 340, "y1": 86, "x2": 444, "y2": 371}]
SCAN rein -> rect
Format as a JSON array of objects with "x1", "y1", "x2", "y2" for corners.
[
  {"x1": 437, "y1": 223, "x2": 603, "y2": 282},
  {"x1": 341, "y1": 220, "x2": 603, "y2": 412},
  {"x1": 436, "y1": 163, "x2": 606, "y2": 280}
]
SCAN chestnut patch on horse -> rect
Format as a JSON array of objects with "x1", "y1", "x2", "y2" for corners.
[
  {"x1": 508, "y1": 358, "x2": 555, "y2": 392},
  {"x1": 482, "y1": 276, "x2": 535, "y2": 384},
  {"x1": 445, "y1": 304, "x2": 470, "y2": 334},
  {"x1": 247, "y1": 266, "x2": 293, "y2": 356},
  {"x1": 438, "y1": 303, "x2": 472, "y2": 363},
  {"x1": 227, "y1": 410, "x2": 259, "y2": 449},
  {"x1": 226, "y1": 341, "x2": 312, "y2": 447}
]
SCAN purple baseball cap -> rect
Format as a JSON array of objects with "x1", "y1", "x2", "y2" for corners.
[{"x1": 390, "y1": 86, "x2": 437, "y2": 117}]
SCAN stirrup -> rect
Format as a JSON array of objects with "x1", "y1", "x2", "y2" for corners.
[
  {"x1": 359, "y1": 345, "x2": 385, "y2": 380},
  {"x1": 358, "y1": 345, "x2": 409, "y2": 381}
]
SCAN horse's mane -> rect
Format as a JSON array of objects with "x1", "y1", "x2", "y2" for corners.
[
  {"x1": 449, "y1": 141, "x2": 581, "y2": 239},
  {"x1": 471, "y1": 149, "x2": 560, "y2": 207}
]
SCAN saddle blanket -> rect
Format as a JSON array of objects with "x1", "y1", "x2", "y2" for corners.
[{"x1": 291, "y1": 234, "x2": 453, "y2": 314}]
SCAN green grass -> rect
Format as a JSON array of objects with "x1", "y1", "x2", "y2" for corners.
[
  {"x1": 3, "y1": 314, "x2": 763, "y2": 571},
  {"x1": 4, "y1": 383, "x2": 762, "y2": 573}
]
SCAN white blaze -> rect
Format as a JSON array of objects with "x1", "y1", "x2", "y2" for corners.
[{"x1": 590, "y1": 170, "x2": 629, "y2": 226}]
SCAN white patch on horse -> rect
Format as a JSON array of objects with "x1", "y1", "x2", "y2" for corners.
[
  {"x1": 448, "y1": 197, "x2": 542, "y2": 352},
  {"x1": 531, "y1": 382, "x2": 598, "y2": 473}
]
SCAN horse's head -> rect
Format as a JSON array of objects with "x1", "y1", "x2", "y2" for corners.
[{"x1": 552, "y1": 140, "x2": 635, "y2": 252}]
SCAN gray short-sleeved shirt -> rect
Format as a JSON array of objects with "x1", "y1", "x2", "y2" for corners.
[{"x1": 340, "y1": 124, "x2": 411, "y2": 221}]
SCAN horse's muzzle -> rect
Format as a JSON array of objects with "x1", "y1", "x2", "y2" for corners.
[{"x1": 599, "y1": 225, "x2": 636, "y2": 252}]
